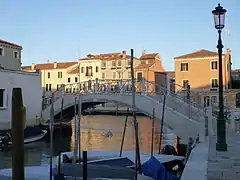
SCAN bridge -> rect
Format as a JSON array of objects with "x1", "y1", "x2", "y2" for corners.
[{"x1": 41, "y1": 79, "x2": 207, "y2": 143}]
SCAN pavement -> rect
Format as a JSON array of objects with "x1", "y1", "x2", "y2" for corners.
[{"x1": 207, "y1": 123, "x2": 240, "y2": 180}]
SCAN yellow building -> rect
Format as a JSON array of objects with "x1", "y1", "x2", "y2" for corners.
[
  {"x1": 22, "y1": 61, "x2": 79, "y2": 95},
  {"x1": 79, "y1": 51, "x2": 140, "y2": 80}
]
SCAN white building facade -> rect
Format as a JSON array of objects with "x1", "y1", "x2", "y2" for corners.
[{"x1": 0, "y1": 69, "x2": 42, "y2": 131}]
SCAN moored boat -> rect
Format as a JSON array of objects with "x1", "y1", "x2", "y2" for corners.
[{"x1": 0, "y1": 126, "x2": 47, "y2": 150}]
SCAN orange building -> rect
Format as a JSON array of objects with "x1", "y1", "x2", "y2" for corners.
[
  {"x1": 174, "y1": 49, "x2": 232, "y2": 92},
  {"x1": 134, "y1": 52, "x2": 165, "y2": 82}
]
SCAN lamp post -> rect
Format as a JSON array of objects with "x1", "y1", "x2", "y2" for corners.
[{"x1": 212, "y1": 3, "x2": 227, "y2": 151}]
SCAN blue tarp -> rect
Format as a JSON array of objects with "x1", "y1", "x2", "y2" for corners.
[{"x1": 141, "y1": 156, "x2": 179, "y2": 180}]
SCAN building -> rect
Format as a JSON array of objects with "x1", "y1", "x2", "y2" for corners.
[
  {"x1": 0, "y1": 69, "x2": 42, "y2": 131},
  {"x1": 134, "y1": 52, "x2": 168, "y2": 94},
  {"x1": 174, "y1": 49, "x2": 232, "y2": 107},
  {"x1": 135, "y1": 52, "x2": 165, "y2": 81},
  {"x1": 174, "y1": 49, "x2": 231, "y2": 91},
  {"x1": 22, "y1": 61, "x2": 79, "y2": 97},
  {"x1": 166, "y1": 71, "x2": 175, "y2": 92},
  {"x1": 0, "y1": 39, "x2": 23, "y2": 70},
  {"x1": 79, "y1": 51, "x2": 140, "y2": 82}
]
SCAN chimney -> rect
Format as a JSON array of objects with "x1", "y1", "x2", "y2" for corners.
[
  {"x1": 142, "y1": 48, "x2": 146, "y2": 56},
  {"x1": 122, "y1": 50, "x2": 126, "y2": 58},
  {"x1": 53, "y1": 62, "x2": 57, "y2": 69},
  {"x1": 31, "y1": 63, "x2": 35, "y2": 70}
]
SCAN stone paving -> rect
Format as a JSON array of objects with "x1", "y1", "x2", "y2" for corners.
[{"x1": 207, "y1": 125, "x2": 240, "y2": 180}]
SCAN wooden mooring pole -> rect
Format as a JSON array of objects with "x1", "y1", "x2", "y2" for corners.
[
  {"x1": 12, "y1": 88, "x2": 25, "y2": 180},
  {"x1": 130, "y1": 48, "x2": 141, "y2": 178},
  {"x1": 151, "y1": 108, "x2": 155, "y2": 157},
  {"x1": 119, "y1": 108, "x2": 129, "y2": 157},
  {"x1": 158, "y1": 94, "x2": 166, "y2": 154}
]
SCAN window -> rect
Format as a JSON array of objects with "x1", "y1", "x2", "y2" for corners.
[
  {"x1": 96, "y1": 66, "x2": 99, "y2": 72},
  {"x1": 211, "y1": 96, "x2": 217, "y2": 105},
  {"x1": 127, "y1": 60, "x2": 131, "y2": 66},
  {"x1": 117, "y1": 60, "x2": 121, "y2": 66},
  {"x1": 68, "y1": 77, "x2": 71, "y2": 83},
  {"x1": 211, "y1": 61, "x2": 218, "y2": 70},
  {"x1": 182, "y1": 80, "x2": 189, "y2": 89},
  {"x1": 128, "y1": 72, "x2": 131, "y2": 78},
  {"x1": 112, "y1": 61, "x2": 116, "y2": 67},
  {"x1": 75, "y1": 77, "x2": 78, "y2": 82},
  {"x1": 56, "y1": 84, "x2": 61, "y2": 91},
  {"x1": 113, "y1": 72, "x2": 116, "y2": 79},
  {"x1": 101, "y1": 61, "x2": 106, "y2": 68},
  {"x1": 47, "y1": 72, "x2": 50, "y2": 79},
  {"x1": 0, "y1": 89, "x2": 5, "y2": 107},
  {"x1": 204, "y1": 96, "x2": 210, "y2": 107},
  {"x1": 136, "y1": 72, "x2": 143, "y2": 81},
  {"x1": 102, "y1": 73, "x2": 105, "y2": 79},
  {"x1": 14, "y1": 52, "x2": 18, "y2": 58},
  {"x1": 181, "y1": 63, "x2": 188, "y2": 71},
  {"x1": 81, "y1": 67, "x2": 84, "y2": 73},
  {"x1": 86, "y1": 66, "x2": 93, "y2": 76},
  {"x1": 118, "y1": 72, "x2": 121, "y2": 79},
  {"x1": 236, "y1": 93, "x2": 240, "y2": 108},
  {"x1": 170, "y1": 79, "x2": 175, "y2": 92},
  {"x1": 211, "y1": 79, "x2": 218, "y2": 88},
  {"x1": 58, "y1": 72, "x2": 62, "y2": 78},
  {"x1": 0, "y1": 48, "x2": 3, "y2": 56},
  {"x1": 140, "y1": 61, "x2": 146, "y2": 64},
  {"x1": 49, "y1": 84, "x2": 52, "y2": 91},
  {"x1": 148, "y1": 59, "x2": 154, "y2": 64},
  {"x1": 46, "y1": 84, "x2": 48, "y2": 91}
]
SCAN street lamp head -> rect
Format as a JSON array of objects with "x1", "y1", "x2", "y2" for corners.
[{"x1": 212, "y1": 3, "x2": 227, "y2": 30}]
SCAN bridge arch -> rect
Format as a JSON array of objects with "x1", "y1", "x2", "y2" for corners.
[{"x1": 42, "y1": 93, "x2": 205, "y2": 143}]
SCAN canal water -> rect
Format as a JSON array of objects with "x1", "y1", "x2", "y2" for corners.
[{"x1": 0, "y1": 115, "x2": 175, "y2": 169}]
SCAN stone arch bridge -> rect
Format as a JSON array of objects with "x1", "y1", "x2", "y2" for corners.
[{"x1": 41, "y1": 79, "x2": 207, "y2": 143}]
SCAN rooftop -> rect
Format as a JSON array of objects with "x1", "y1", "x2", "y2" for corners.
[
  {"x1": 22, "y1": 62, "x2": 78, "y2": 71},
  {"x1": 0, "y1": 39, "x2": 22, "y2": 48},
  {"x1": 139, "y1": 53, "x2": 159, "y2": 60},
  {"x1": 135, "y1": 63, "x2": 154, "y2": 69},
  {"x1": 79, "y1": 51, "x2": 132, "y2": 61},
  {"x1": 174, "y1": 49, "x2": 220, "y2": 59}
]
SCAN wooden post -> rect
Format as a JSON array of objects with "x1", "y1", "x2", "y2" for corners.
[
  {"x1": 158, "y1": 94, "x2": 166, "y2": 154},
  {"x1": 49, "y1": 93, "x2": 54, "y2": 180},
  {"x1": 130, "y1": 48, "x2": 141, "y2": 177},
  {"x1": 119, "y1": 108, "x2": 129, "y2": 157},
  {"x1": 23, "y1": 106, "x2": 26, "y2": 129},
  {"x1": 83, "y1": 151, "x2": 88, "y2": 180},
  {"x1": 73, "y1": 97, "x2": 78, "y2": 163},
  {"x1": 12, "y1": 88, "x2": 25, "y2": 180},
  {"x1": 78, "y1": 95, "x2": 82, "y2": 163},
  {"x1": 60, "y1": 84, "x2": 64, "y2": 121},
  {"x1": 151, "y1": 108, "x2": 155, "y2": 157},
  {"x1": 187, "y1": 84, "x2": 191, "y2": 118}
]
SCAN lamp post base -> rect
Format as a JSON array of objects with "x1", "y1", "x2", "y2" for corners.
[{"x1": 216, "y1": 142, "x2": 227, "y2": 151}]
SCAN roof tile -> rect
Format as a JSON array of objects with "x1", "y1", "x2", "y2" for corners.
[
  {"x1": 22, "y1": 62, "x2": 78, "y2": 71},
  {"x1": 174, "y1": 49, "x2": 219, "y2": 59},
  {"x1": 135, "y1": 63, "x2": 154, "y2": 69},
  {"x1": 139, "y1": 53, "x2": 158, "y2": 60},
  {"x1": 0, "y1": 39, "x2": 22, "y2": 48}
]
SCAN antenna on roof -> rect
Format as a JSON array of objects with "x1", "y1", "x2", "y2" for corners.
[{"x1": 142, "y1": 48, "x2": 146, "y2": 56}]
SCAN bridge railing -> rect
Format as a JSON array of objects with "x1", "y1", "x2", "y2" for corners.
[{"x1": 43, "y1": 78, "x2": 206, "y2": 122}]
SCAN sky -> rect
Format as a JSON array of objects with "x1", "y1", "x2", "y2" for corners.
[{"x1": 1, "y1": 0, "x2": 240, "y2": 70}]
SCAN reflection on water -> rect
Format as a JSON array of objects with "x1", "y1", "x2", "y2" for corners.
[{"x1": 0, "y1": 115, "x2": 175, "y2": 168}]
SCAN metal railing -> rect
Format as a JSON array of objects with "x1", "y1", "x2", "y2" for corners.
[{"x1": 42, "y1": 78, "x2": 206, "y2": 123}]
